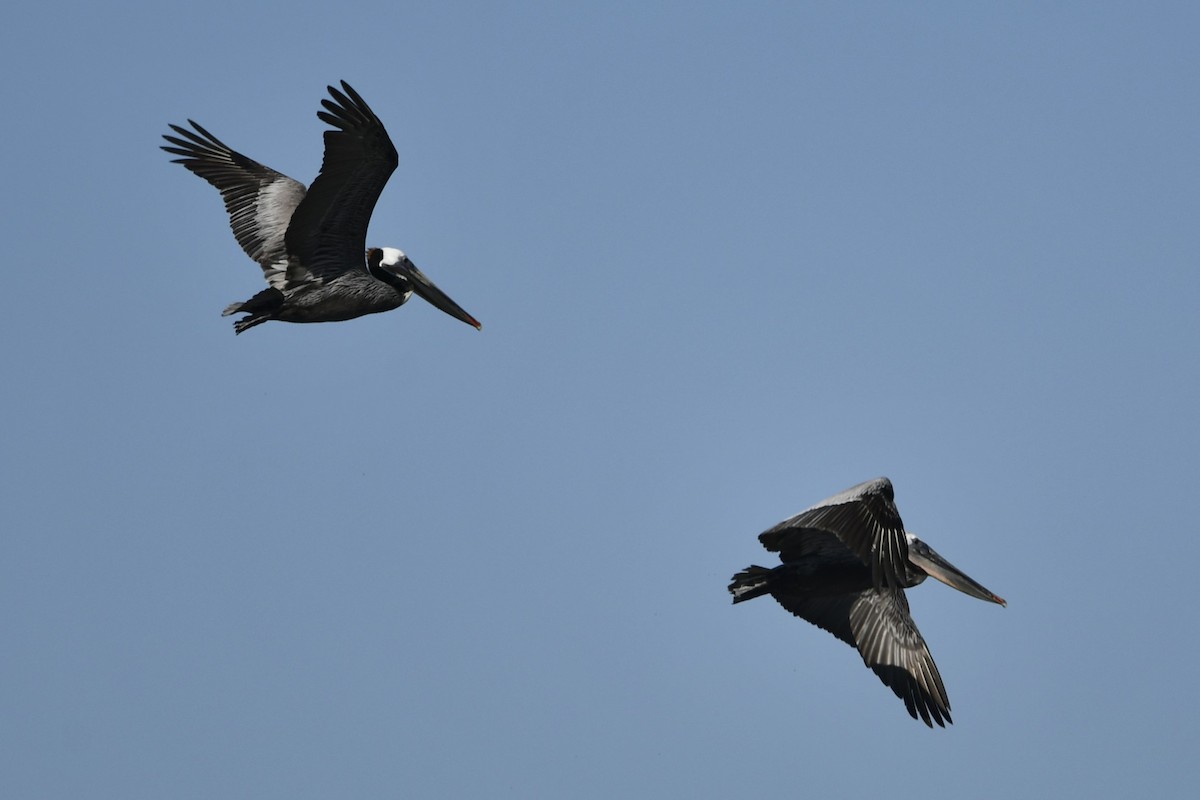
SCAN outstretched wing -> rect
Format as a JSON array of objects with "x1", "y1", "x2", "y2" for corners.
[
  {"x1": 771, "y1": 587, "x2": 952, "y2": 727},
  {"x1": 162, "y1": 121, "x2": 305, "y2": 290},
  {"x1": 848, "y1": 589, "x2": 951, "y2": 727},
  {"x1": 284, "y1": 81, "x2": 399, "y2": 283},
  {"x1": 758, "y1": 477, "x2": 909, "y2": 591}
]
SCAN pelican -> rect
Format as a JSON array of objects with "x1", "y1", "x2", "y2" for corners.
[
  {"x1": 728, "y1": 477, "x2": 1005, "y2": 727},
  {"x1": 162, "y1": 81, "x2": 481, "y2": 334}
]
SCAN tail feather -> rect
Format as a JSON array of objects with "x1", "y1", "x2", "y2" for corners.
[
  {"x1": 221, "y1": 287, "x2": 284, "y2": 334},
  {"x1": 729, "y1": 565, "x2": 776, "y2": 603}
]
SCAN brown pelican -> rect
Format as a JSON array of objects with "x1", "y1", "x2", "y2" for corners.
[
  {"x1": 728, "y1": 477, "x2": 1005, "y2": 727},
  {"x1": 162, "y1": 82, "x2": 481, "y2": 334}
]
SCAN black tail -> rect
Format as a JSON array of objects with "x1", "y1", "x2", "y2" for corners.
[
  {"x1": 222, "y1": 287, "x2": 284, "y2": 334},
  {"x1": 728, "y1": 565, "x2": 776, "y2": 604}
]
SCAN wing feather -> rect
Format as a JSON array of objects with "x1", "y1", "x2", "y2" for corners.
[
  {"x1": 848, "y1": 589, "x2": 951, "y2": 727},
  {"x1": 161, "y1": 121, "x2": 305, "y2": 290},
  {"x1": 771, "y1": 587, "x2": 951, "y2": 727},
  {"x1": 284, "y1": 81, "x2": 399, "y2": 283},
  {"x1": 758, "y1": 477, "x2": 909, "y2": 590}
]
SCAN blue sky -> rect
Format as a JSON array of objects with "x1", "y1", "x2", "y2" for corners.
[{"x1": 2, "y1": 1, "x2": 1198, "y2": 797}]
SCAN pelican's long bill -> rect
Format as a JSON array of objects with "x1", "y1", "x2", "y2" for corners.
[
  {"x1": 383, "y1": 252, "x2": 482, "y2": 330},
  {"x1": 907, "y1": 537, "x2": 1007, "y2": 607},
  {"x1": 405, "y1": 260, "x2": 482, "y2": 330}
]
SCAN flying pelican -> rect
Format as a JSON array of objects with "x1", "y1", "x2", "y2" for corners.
[
  {"x1": 162, "y1": 81, "x2": 481, "y2": 334},
  {"x1": 728, "y1": 477, "x2": 1005, "y2": 727}
]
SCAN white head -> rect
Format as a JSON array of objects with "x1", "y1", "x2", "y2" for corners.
[{"x1": 379, "y1": 247, "x2": 407, "y2": 266}]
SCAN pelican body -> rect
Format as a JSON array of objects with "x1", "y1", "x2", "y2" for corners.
[
  {"x1": 729, "y1": 477, "x2": 1005, "y2": 727},
  {"x1": 162, "y1": 82, "x2": 480, "y2": 334}
]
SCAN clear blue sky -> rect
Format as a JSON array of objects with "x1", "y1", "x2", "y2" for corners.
[{"x1": 3, "y1": 2, "x2": 1198, "y2": 797}]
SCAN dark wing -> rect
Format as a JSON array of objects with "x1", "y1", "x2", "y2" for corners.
[
  {"x1": 284, "y1": 81, "x2": 399, "y2": 283},
  {"x1": 772, "y1": 588, "x2": 951, "y2": 727},
  {"x1": 770, "y1": 592, "x2": 859, "y2": 646},
  {"x1": 759, "y1": 477, "x2": 909, "y2": 591},
  {"x1": 162, "y1": 121, "x2": 305, "y2": 290},
  {"x1": 849, "y1": 589, "x2": 950, "y2": 727}
]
